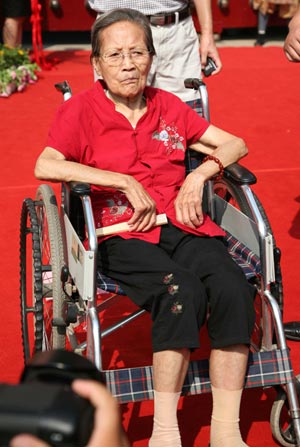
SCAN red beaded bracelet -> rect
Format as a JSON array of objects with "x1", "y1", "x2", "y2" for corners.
[{"x1": 202, "y1": 155, "x2": 224, "y2": 181}]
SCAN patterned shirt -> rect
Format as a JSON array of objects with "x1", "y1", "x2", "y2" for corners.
[
  {"x1": 47, "y1": 81, "x2": 225, "y2": 243},
  {"x1": 88, "y1": 0, "x2": 189, "y2": 15}
]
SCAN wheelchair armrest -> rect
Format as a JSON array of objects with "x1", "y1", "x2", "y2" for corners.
[
  {"x1": 67, "y1": 182, "x2": 91, "y2": 196},
  {"x1": 224, "y1": 163, "x2": 257, "y2": 185},
  {"x1": 64, "y1": 165, "x2": 256, "y2": 193},
  {"x1": 62, "y1": 182, "x2": 91, "y2": 242}
]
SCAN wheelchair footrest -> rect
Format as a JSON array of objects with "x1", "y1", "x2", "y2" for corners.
[{"x1": 104, "y1": 348, "x2": 293, "y2": 403}]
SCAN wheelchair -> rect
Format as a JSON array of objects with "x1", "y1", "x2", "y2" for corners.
[{"x1": 20, "y1": 79, "x2": 300, "y2": 446}]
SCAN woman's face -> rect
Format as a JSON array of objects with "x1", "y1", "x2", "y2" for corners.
[{"x1": 93, "y1": 21, "x2": 152, "y2": 99}]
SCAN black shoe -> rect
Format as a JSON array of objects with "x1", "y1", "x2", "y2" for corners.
[
  {"x1": 284, "y1": 321, "x2": 300, "y2": 341},
  {"x1": 254, "y1": 35, "x2": 266, "y2": 46}
]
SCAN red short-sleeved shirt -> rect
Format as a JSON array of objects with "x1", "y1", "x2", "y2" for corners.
[{"x1": 47, "y1": 81, "x2": 225, "y2": 242}]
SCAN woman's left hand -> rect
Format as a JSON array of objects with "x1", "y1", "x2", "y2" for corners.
[{"x1": 174, "y1": 171, "x2": 205, "y2": 228}]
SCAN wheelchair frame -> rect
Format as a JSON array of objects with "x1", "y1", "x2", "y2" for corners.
[{"x1": 19, "y1": 79, "x2": 300, "y2": 446}]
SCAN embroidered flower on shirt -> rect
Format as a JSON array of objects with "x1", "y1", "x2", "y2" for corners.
[
  {"x1": 93, "y1": 192, "x2": 133, "y2": 227},
  {"x1": 106, "y1": 199, "x2": 129, "y2": 216},
  {"x1": 152, "y1": 117, "x2": 184, "y2": 154}
]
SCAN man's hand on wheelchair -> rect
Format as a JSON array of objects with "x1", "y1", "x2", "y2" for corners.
[
  {"x1": 174, "y1": 173, "x2": 205, "y2": 228},
  {"x1": 9, "y1": 380, "x2": 130, "y2": 447}
]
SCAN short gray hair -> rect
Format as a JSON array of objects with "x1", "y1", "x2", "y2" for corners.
[{"x1": 91, "y1": 8, "x2": 156, "y2": 60}]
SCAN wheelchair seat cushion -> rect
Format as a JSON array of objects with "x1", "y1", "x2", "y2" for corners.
[{"x1": 224, "y1": 232, "x2": 261, "y2": 278}]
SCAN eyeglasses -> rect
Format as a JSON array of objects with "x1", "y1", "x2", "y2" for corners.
[{"x1": 100, "y1": 48, "x2": 151, "y2": 67}]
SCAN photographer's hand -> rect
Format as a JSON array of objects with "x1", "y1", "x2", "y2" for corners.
[
  {"x1": 9, "y1": 379, "x2": 131, "y2": 447},
  {"x1": 9, "y1": 435, "x2": 48, "y2": 447},
  {"x1": 72, "y1": 379, "x2": 130, "y2": 447}
]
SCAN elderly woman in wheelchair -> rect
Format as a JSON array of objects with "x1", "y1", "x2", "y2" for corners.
[{"x1": 33, "y1": 8, "x2": 258, "y2": 447}]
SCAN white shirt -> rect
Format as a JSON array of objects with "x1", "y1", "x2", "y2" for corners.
[{"x1": 88, "y1": 0, "x2": 189, "y2": 15}]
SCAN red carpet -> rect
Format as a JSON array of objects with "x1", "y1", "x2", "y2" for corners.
[{"x1": 0, "y1": 46, "x2": 300, "y2": 446}]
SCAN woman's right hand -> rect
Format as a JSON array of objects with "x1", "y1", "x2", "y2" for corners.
[
  {"x1": 35, "y1": 148, "x2": 157, "y2": 232},
  {"x1": 121, "y1": 175, "x2": 157, "y2": 232}
]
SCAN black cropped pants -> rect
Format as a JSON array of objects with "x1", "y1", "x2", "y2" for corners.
[{"x1": 97, "y1": 222, "x2": 256, "y2": 353}]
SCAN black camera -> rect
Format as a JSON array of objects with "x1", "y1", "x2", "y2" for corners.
[
  {"x1": 202, "y1": 57, "x2": 217, "y2": 77},
  {"x1": 0, "y1": 350, "x2": 105, "y2": 447}
]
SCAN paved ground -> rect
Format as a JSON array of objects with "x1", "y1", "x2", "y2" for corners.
[
  {"x1": 216, "y1": 36, "x2": 284, "y2": 47},
  {"x1": 43, "y1": 35, "x2": 285, "y2": 51},
  {"x1": 42, "y1": 38, "x2": 285, "y2": 51},
  {"x1": 22, "y1": 28, "x2": 286, "y2": 51}
]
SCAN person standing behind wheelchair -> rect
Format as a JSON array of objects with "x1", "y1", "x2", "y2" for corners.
[
  {"x1": 1, "y1": 0, "x2": 31, "y2": 48},
  {"x1": 34, "y1": 9, "x2": 255, "y2": 447},
  {"x1": 87, "y1": 0, "x2": 222, "y2": 107}
]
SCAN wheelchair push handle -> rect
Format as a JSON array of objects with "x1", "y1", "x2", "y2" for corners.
[
  {"x1": 184, "y1": 77, "x2": 210, "y2": 122},
  {"x1": 184, "y1": 78, "x2": 205, "y2": 90},
  {"x1": 55, "y1": 80, "x2": 72, "y2": 101}
]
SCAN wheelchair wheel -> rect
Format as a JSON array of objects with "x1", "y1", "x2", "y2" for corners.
[
  {"x1": 270, "y1": 377, "x2": 300, "y2": 446},
  {"x1": 20, "y1": 185, "x2": 66, "y2": 362}
]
